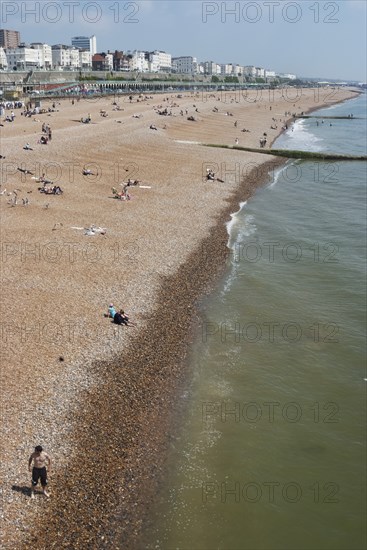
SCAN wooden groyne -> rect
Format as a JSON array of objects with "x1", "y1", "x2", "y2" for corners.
[
  {"x1": 203, "y1": 144, "x2": 367, "y2": 161},
  {"x1": 295, "y1": 115, "x2": 363, "y2": 120}
]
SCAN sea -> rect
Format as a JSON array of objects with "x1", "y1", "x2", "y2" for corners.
[{"x1": 144, "y1": 92, "x2": 367, "y2": 550}]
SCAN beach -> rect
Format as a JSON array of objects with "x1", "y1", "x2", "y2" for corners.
[{"x1": 0, "y1": 86, "x2": 358, "y2": 548}]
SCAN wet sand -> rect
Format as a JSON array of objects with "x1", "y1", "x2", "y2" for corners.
[{"x1": 0, "y1": 87, "x2": 358, "y2": 548}]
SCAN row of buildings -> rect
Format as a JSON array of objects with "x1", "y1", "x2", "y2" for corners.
[{"x1": 0, "y1": 29, "x2": 296, "y2": 80}]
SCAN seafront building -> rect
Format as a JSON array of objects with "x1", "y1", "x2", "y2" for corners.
[
  {"x1": 230, "y1": 64, "x2": 243, "y2": 76},
  {"x1": 5, "y1": 43, "x2": 52, "y2": 70},
  {"x1": 71, "y1": 35, "x2": 97, "y2": 55},
  {"x1": 112, "y1": 50, "x2": 130, "y2": 72},
  {"x1": 243, "y1": 65, "x2": 257, "y2": 78},
  {"x1": 92, "y1": 52, "x2": 113, "y2": 71},
  {"x1": 127, "y1": 50, "x2": 149, "y2": 72},
  {"x1": 220, "y1": 64, "x2": 232, "y2": 76},
  {"x1": 0, "y1": 47, "x2": 8, "y2": 69},
  {"x1": 147, "y1": 50, "x2": 172, "y2": 73},
  {"x1": 265, "y1": 70, "x2": 276, "y2": 79},
  {"x1": 51, "y1": 44, "x2": 92, "y2": 70},
  {"x1": 219, "y1": 63, "x2": 243, "y2": 77},
  {"x1": 172, "y1": 56, "x2": 199, "y2": 74},
  {"x1": 202, "y1": 61, "x2": 221, "y2": 75},
  {"x1": 0, "y1": 27, "x2": 285, "y2": 82},
  {"x1": 278, "y1": 73, "x2": 297, "y2": 80},
  {"x1": 52, "y1": 44, "x2": 79, "y2": 69},
  {"x1": 3, "y1": 41, "x2": 92, "y2": 71},
  {"x1": 0, "y1": 29, "x2": 20, "y2": 49},
  {"x1": 79, "y1": 50, "x2": 93, "y2": 70}
]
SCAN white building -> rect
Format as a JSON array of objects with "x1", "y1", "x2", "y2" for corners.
[
  {"x1": 147, "y1": 50, "x2": 171, "y2": 72},
  {"x1": 79, "y1": 50, "x2": 92, "y2": 69},
  {"x1": 231, "y1": 64, "x2": 242, "y2": 76},
  {"x1": 156, "y1": 50, "x2": 171, "y2": 71},
  {"x1": 6, "y1": 46, "x2": 37, "y2": 70},
  {"x1": 106, "y1": 53, "x2": 114, "y2": 70},
  {"x1": 127, "y1": 50, "x2": 149, "y2": 72},
  {"x1": 52, "y1": 45, "x2": 80, "y2": 69},
  {"x1": 243, "y1": 65, "x2": 257, "y2": 78},
  {"x1": 265, "y1": 70, "x2": 277, "y2": 81},
  {"x1": 30, "y1": 43, "x2": 52, "y2": 69},
  {"x1": 278, "y1": 73, "x2": 297, "y2": 80},
  {"x1": 202, "y1": 61, "x2": 221, "y2": 75},
  {"x1": 148, "y1": 51, "x2": 160, "y2": 73},
  {"x1": 255, "y1": 67, "x2": 265, "y2": 78},
  {"x1": 220, "y1": 64, "x2": 232, "y2": 76},
  {"x1": 71, "y1": 48, "x2": 80, "y2": 67},
  {"x1": 71, "y1": 35, "x2": 97, "y2": 55},
  {"x1": 105, "y1": 53, "x2": 113, "y2": 70},
  {"x1": 265, "y1": 70, "x2": 276, "y2": 78},
  {"x1": 172, "y1": 56, "x2": 198, "y2": 74},
  {"x1": 0, "y1": 47, "x2": 8, "y2": 69},
  {"x1": 6, "y1": 43, "x2": 52, "y2": 70},
  {"x1": 196, "y1": 63, "x2": 205, "y2": 74}
]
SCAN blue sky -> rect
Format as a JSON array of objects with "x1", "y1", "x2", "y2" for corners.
[{"x1": 1, "y1": 0, "x2": 366, "y2": 81}]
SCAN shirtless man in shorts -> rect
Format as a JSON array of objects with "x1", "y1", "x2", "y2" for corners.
[{"x1": 28, "y1": 445, "x2": 51, "y2": 498}]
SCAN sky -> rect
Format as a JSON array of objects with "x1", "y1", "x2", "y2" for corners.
[{"x1": 0, "y1": 0, "x2": 366, "y2": 81}]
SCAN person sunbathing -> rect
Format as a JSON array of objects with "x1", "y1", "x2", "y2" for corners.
[
  {"x1": 112, "y1": 187, "x2": 129, "y2": 200},
  {"x1": 18, "y1": 167, "x2": 34, "y2": 175},
  {"x1": 206, "y1": 169, "x2": 224, "y2": 183},
  {"x1": 82, "y1": 168, "x2": 95, "y2": 176},
  {"x1": 39, "y1": 174, "x2": 53, "y2": 185},
  {"x1": 113, "y1": 309, "x2": 135, "y2": 326}
]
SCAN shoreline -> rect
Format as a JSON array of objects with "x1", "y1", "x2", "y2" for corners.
[{"x1": 0, "y1": 88, "x2": 359, "y2": 549}]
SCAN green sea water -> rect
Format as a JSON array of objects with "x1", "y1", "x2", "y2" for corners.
[{"x1": 144, "y1": 94, "x2": 367, "y2": 550}]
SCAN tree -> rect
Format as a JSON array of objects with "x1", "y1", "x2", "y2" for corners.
[{"x1": 224, "y1": 76, "x2": 239, "y2": 83}]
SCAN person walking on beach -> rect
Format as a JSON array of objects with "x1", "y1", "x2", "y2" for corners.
[{"x1": 28, "y1": 445, "x2": 51, "y2": 498}]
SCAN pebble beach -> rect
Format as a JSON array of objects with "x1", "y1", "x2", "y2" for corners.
[{"x1": 0, "y1": 86, "x2": 358, "y2": 548}]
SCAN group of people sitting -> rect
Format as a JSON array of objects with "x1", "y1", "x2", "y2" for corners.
[
  {"x1": 112, "y1": 187, "x2": 131, "y2": 201},
  {"x1": 38, "y1": 185, "x2": 63, "y2": 195},
  {"x1": 156, "y1": 108, "x2": 172, "y2": 116},
  {"x1": 107, "y1": 304, "x2": 135, "y2": 326}
]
